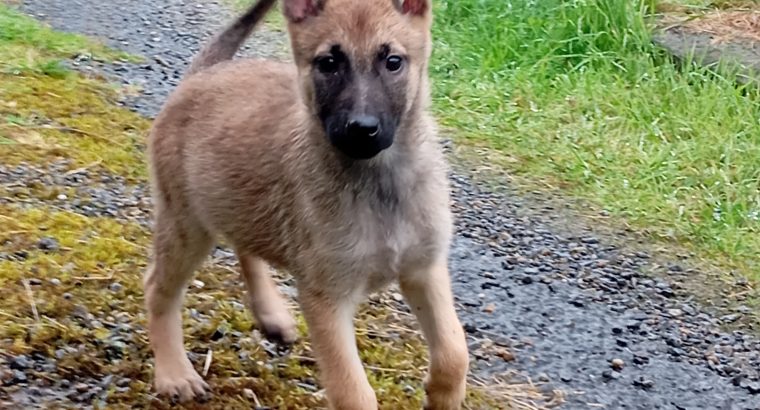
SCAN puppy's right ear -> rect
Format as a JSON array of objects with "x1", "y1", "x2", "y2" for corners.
[
  {"x1": 393, "y1": 0, "x2": 429, "y2": 17},
  {"x1": 283, "y1": 0, "x2": 323, "y2": 23}
]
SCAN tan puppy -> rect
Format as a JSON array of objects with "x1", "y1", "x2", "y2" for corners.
[{"x1": 143, "y1": 0, "x2": 469, "y2": 408}]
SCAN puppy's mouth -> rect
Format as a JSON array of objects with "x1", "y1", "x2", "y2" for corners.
[{"x1": 324, "y1": 115, "x2": 394, "y2": 160}]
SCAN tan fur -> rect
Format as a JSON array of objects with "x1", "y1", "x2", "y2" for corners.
[{"x1": 143, "y1": 0, "x2": 468, "y2": 408}]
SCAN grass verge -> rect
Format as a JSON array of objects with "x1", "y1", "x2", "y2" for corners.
[
  {"x1": 431, "y1": 0, "x2": 760, "y2": 280},
  {"x1": 0, "y1": 4, "x2": 134, "y2": 77},
  {"x1": 0, "y1": 4, "x2": 551, "y2": 409}
]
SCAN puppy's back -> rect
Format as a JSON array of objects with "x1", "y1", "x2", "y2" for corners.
[
  {"x1": 152, "y1": 59, "x2": 298, "y2": 142},
  {"x1": 148, "y1": 59, "x2": 302, "y2": 233}
]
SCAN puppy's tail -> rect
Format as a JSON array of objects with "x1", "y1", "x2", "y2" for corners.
[{"x1": 185, "y1": 0, "x2": 277, "y2": 77}]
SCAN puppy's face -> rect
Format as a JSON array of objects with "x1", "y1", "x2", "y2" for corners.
[{"x1": 284, "y1": 0, "x2": 432, "y2": 160}]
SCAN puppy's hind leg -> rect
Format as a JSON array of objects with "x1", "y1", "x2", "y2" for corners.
[
  {"x1": 237, "y1": 253, "x2": 298, "y2": 344},
  {"x1": 144, "y1": 208, "x2": 213, "y2": 403}
]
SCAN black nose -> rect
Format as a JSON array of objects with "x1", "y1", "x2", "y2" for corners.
[{"x1": 346, "y1": 115, "x2": 380, "y2": 139}]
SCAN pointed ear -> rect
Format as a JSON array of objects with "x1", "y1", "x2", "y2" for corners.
[
  {"x1": 395, "y1": 0, "x2": 429, "y2": 16},
  {"x1": 283, "y1": 0, "x2": 323, "y2": 23}
]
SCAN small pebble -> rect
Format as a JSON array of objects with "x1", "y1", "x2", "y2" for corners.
[
  {"x1": 495, "y1": 347, "x2": 515, "y2": 362},
  {"x1": 743, "y1": 382, "x2": 760, "y2": 394},
  {"x1": 611, "y1": 358, "x2": 625, "y2": 371},
  {"x1": 667, "y1": 309, "x2": 683, "y2": 318},
  {"x1": 633, "y1": 353, "x2": 650, "y2": 365},
  {"x1": 211, "y1": 328, "x2": 226, "y2": 341},
  {"x1": 12, "y1": 370, "x2": 28, "y2": 384},
  {"x1": 37, "y1": 237, "x2": 60, "y2": 252},
  {"x1": 721, "y1": 314, "x2": 740, "y2": 324},
  {"x1": 10, "y1": 355, "x2": 31, "y2": 370},
  {"x1": 633, "y1": 376, "x2": 655, "y2": 389},
  {"x1": 72, "y1": 304, "x2": 89, "y2": 319}
]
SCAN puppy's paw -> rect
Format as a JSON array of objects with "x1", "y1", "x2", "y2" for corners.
[
  {"x1": 422, "y1": 393, "x2": 465, "y2": 410},
  {"x1": 258, "y1": 310, "x2": 298, "y2": 345},
  {"x1": 422, "y1": 377, "x2": 466, "y2": 410},
  {"x1": 154, "y1": 360, "x2": 209, "y2": 403}
]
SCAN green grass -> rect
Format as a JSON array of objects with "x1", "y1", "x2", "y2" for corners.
[
  {"x1": 0, "y1": 4, "x2": 135, "y2": 76},
  {"x1": 431, "y1": 0, "x2": 760, "y2": 276}
]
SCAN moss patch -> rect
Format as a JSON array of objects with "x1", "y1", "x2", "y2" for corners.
[
  {"x1": 0, "y1": 74, "x2": 150, "y2": 181},
  {"x1": 0, "y1": 203, "x2": 515, "y2": 409}
]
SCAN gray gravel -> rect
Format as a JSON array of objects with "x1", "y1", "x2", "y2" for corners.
[
  {"x1": 0, "y1": 161, "x2": 152, "y2": 226},
  {"x1": 18, "y1": 0, "x2": 288, "y2": 117},
  {"x1": 4, "y1": 0, "x2": 760, "y2": 408}
]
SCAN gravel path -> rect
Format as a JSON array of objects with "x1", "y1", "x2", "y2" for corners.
[{"x1": 6, "y1": 0, "x2": 760, "y2": 408}]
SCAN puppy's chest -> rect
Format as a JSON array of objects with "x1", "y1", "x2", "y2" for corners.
[{"x1": 335, "y1": 200, "x2": 441, "y2": 281}]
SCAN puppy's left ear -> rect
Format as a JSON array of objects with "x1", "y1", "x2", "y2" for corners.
[
  {"x1": 394, "y1": 0, "x2": 429, "y2": 16},
  {"x1": 283, "y1": 0, "x2": 323, "y2": 23}
]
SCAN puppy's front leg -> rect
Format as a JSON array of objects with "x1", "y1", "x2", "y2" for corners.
[
  {"x1": 300, "y1": 288, "x2": 377, "y2": 410},
  {"x1": 400, "y1": 260, "x2": 469, "y2": 410}
]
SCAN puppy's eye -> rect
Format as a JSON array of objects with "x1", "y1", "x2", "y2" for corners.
[
  {"x1": 315, "y1": 56, "x2": 339, "y2": 74},
  {"x1": 385, "y1": 55, "x2": 403, "y2": 72}
]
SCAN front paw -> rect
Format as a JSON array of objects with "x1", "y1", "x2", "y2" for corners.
[
  {"x1": 422, "y1": 374, "x2": 466, "y2": 410},
  {"x1": 154, "y1": 359, "x2": 210, "y2": 403}
]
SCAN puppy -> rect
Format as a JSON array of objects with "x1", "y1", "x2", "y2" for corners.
[{"x1": 143, "y1": 0, "x2": 469, "y2": 408}]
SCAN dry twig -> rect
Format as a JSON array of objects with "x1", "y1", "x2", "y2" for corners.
[{"x1": 21, "y1": 278, "x2": 40, "y2": 323}]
